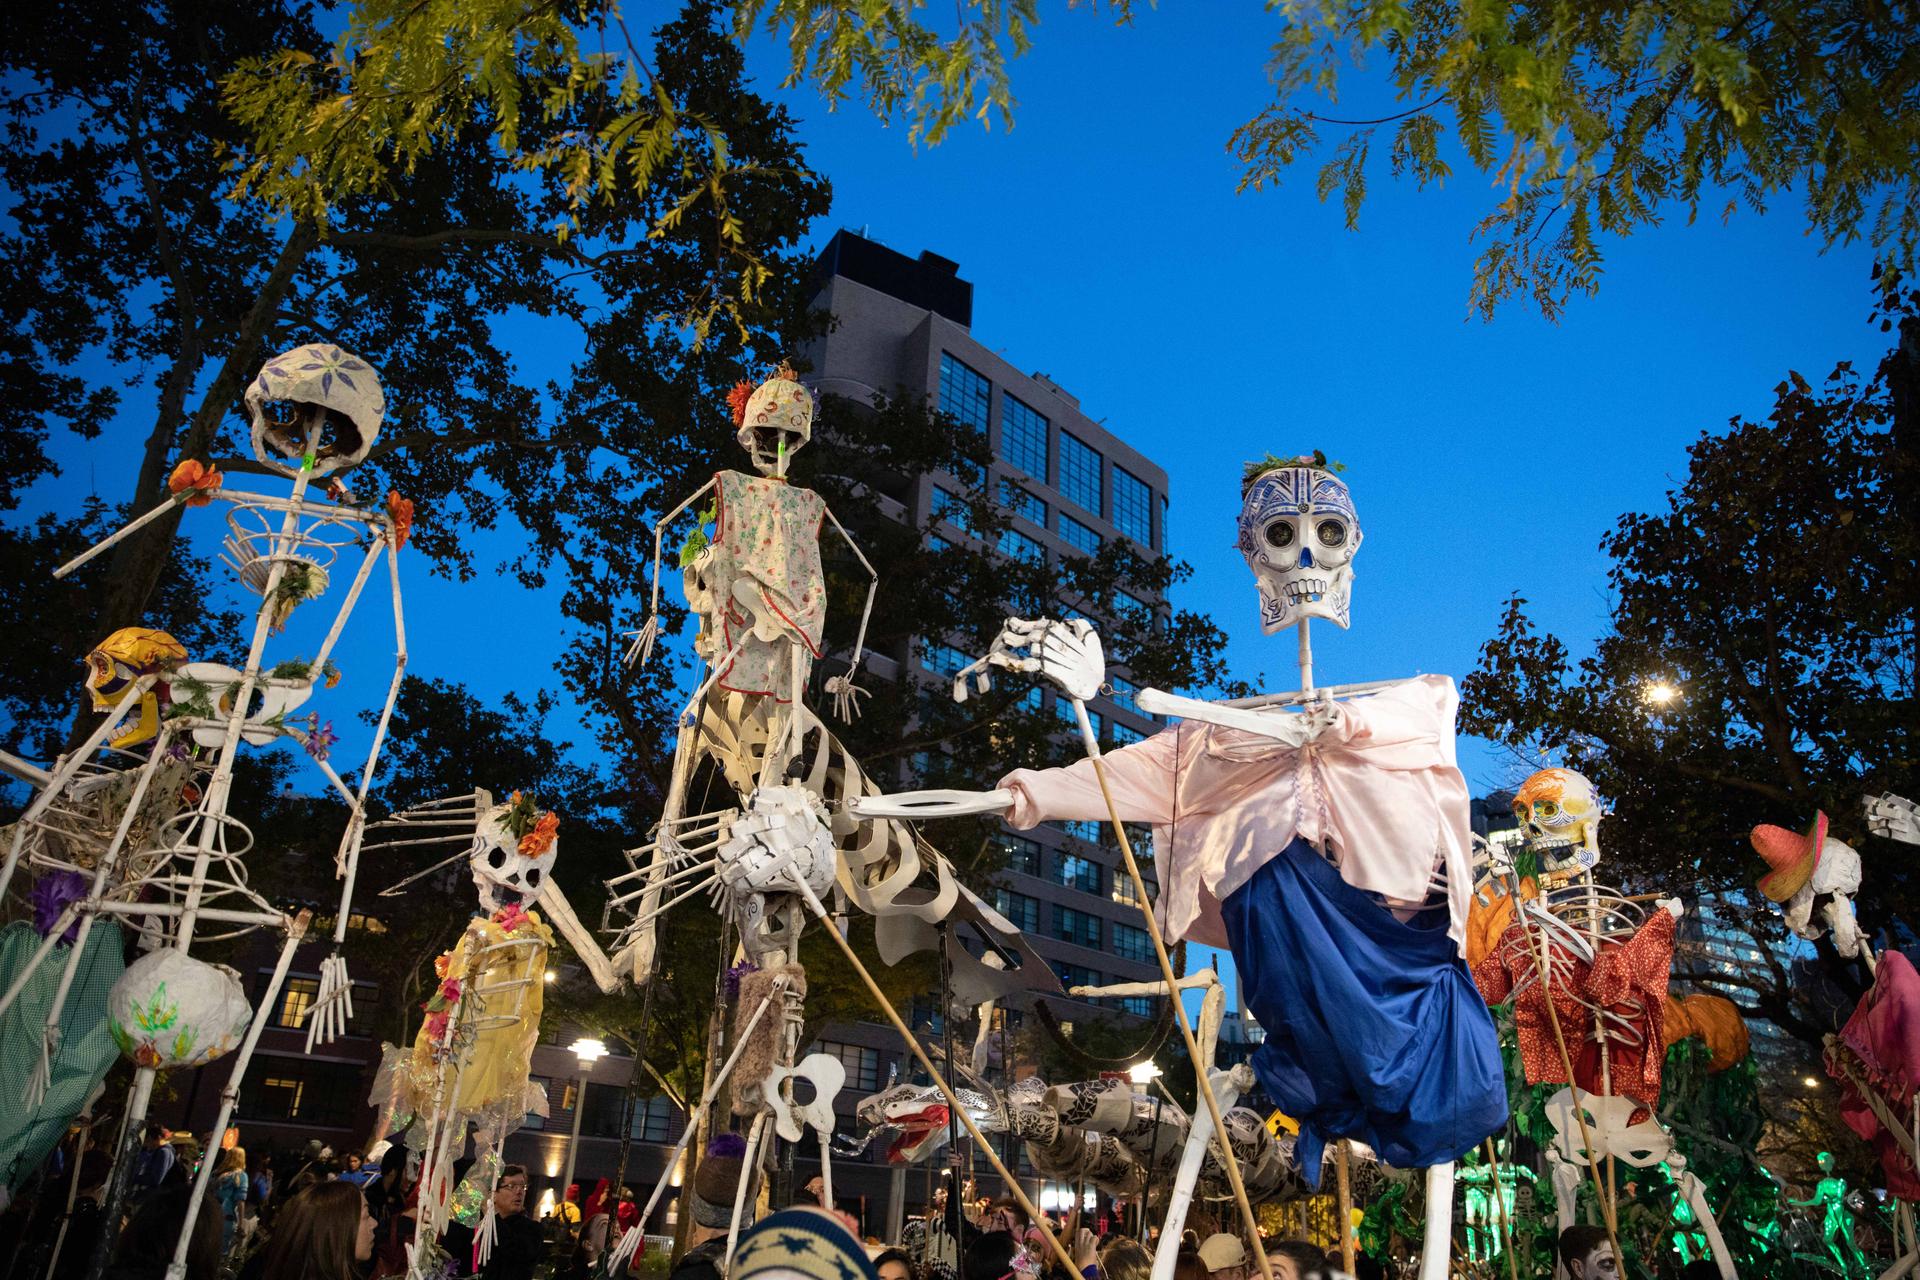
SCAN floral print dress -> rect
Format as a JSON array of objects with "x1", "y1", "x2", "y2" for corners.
[{"x1": 708, "y1": 470, "x2": 828, "y2": 701}]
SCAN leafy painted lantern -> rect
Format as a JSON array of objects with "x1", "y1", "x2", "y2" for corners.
[{"x1": 107, "y1": 948, "x2": 251, "y2": 1069}]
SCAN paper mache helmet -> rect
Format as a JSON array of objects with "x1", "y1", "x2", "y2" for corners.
[
  {"x1": 247, "y1": 344, "x2": 385, "y2": 478},
  {"x1": 730, "y1": 364, "x2": 814, "y2": 474},
  {"x1": 1236, "y1": 454, "x2": 1361, "y2": 633},
  {"x1": 108, "y1": 948, "x2": 252, "y2": 1070}
]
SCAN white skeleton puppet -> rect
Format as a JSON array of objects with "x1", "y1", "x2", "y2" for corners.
[
  {"x1": 853, "y1": 456, "x2": 1514, "y2": 1280},
  {"x1": 0, "y1": 344, "x2": 414, "y2": 1276},
  {"x1": 1751, "y1": 810, "x2": 1868, "y2": 961},
  {"x1": 364, "y1": 793, "x2": 568, "y2": 1274}
]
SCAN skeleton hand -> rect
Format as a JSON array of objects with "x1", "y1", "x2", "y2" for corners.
[
  {"x1": 622, "y1": 614, "x2": 660, "y2": 671},
  {"x1": 952, "y1": 618, "x2": 1104, "y2": 705},
  {"x1": 1865, "y1": 793, "x2": 1920, "y2": 846},
  {"x1": 1656, "y1": 897, "x2": 1685, "y2": 921},
  {"x1": 825, "y1": 671, "x2": 869, "y2": 722},
  {"x1": 305, "y1": 952, "x2": 356, "y2": 1050}
]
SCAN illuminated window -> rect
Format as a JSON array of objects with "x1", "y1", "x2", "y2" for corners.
[
  {"x1": 1053, "y1": 962, "x2": 1101, "y2": 990},
  {"x1": 995, "y1": 834, "x2": 1042, "y2": 876},
  {"x1": 240, "y1": 1055, "x2": 355, "y2": 1126},
  {"x1": 344, "y1": 912, "x2": 389, "y2": 934},
  {"x1": 1000, "y1": 395, "x2": 1049, "y2": 480},
  {"x1": 630, "y1": 1096, "x2": 677, "y2": 1143},
  {"x1": 275, "y1": 977, "x2": 319, "y2": 1030},
  {"x1": 1060, "y1": 432, "x2": 1103, "y2": 516},
  {"x1": 939, "y1": 353, "x2": 991, "y2": 432},
  {"x1": 1113, "y1": 467, "x2": 1153, "y2": 547},
  {"x1": 1058, "y1": 514, "x2": 1101, "y2": 556}
]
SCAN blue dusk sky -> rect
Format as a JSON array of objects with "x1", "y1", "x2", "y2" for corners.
[{"x1": 25, "y1": 10, "x2": 1888, "y2": 999}]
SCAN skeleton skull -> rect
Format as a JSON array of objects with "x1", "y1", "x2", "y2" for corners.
[
  {"x1": 1236, "y1": 462, "x2": 1361, "y2": 632},
  {"x1": 1512, "y1": 768, "x2": 1603, "y2": 874},
  {"x1": 84, "y1": 628, "x2": 188, "y2": 749},
  {"x1": 246, "y1": 344, "x2": 385, "y2": 479},
  {"x1": 735, "y1": 368, "x2": 813, "y2": 476},
  {"x1": 469, "y1": 798, "x2": 558, "y2": 913}
]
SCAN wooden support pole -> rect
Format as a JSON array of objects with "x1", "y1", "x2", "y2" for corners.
[{"x1": 1335, "y1": 1141, "x2": 1355, "y2": 1273}]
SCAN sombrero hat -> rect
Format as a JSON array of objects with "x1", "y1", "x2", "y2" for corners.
[{"x1": 1750, "y1": 811, "x2": 1828, "y2": 903}]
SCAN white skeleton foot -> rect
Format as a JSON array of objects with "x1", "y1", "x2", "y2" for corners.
[
  {"x1": 825, "y1": 673, "x2": 869, "y2": 722},
  {"x1": 306, "y1": 953, "x2": 356, "y2": 1049},
  {"x1": 24, "y1": 1025, "x2": 60, "y2": 1109},
  {"x1": 622, "y1": 614, "x2": 660, "y2": 671},
  {"x1": 952, "y1": 617, "x2": 1105, "y2": 704}
]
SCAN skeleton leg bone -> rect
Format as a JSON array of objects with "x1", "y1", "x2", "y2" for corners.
[{"x1": 1150, "y1": 1065, "x2": 1249, "y2": 1280}]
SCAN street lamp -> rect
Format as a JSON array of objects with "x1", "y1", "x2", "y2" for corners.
[
  {"x1": 557, "y1": 1037, "x2": 608, "y2": 1229},
  {"x1": 1126, "y1": 1061, "x2": 1161, "y2": 1086}
]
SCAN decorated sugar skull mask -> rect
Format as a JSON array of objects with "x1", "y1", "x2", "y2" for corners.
[
  {"x1": 1236, "y1": 459, "x2": 1361, "y2": 632},
  {"x1": 85, "y1": 628, "x2": 187, "y2": 749},
  {"x1": 469, "y1": 792, "x2": 559, "y2": 913},
  {"x1": 246, "y1": 344, "x2": 385, "y2": 478},
  {"x1": 1513, "y1": 768, "x2": 1604, "y2": 873},
  {"x1": 730, "y1": 365, "x2": 813, "y2": 476}
]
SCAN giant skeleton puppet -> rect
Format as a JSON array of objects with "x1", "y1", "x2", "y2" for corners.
[
  {"x1": 436, "y1": 368, "x2": 1065, "y2": 1272},
  {"x1": 854, "y1": 454, "x2": 1508, "y2": 1280},
  {"x1": 0, "y1": 344, "x2": 413, "y2": 1279}
]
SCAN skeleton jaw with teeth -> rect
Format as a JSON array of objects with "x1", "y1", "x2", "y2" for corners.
[
  {"x1": 1236, "y1": 458, "x2": 1362, "y2": 633},
  {"x1": 1512, "y1": 767, "x2": 1604, "y2": 875},
  {"x1": 469, "y1": 793, "x2": 558, "y2": 914}
]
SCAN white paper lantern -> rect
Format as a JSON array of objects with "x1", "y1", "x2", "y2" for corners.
[{"x1": 108, "y1": 949, "x2": 252, "y2": 1069}]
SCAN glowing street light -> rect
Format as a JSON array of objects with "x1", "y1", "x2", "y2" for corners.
[
  {"x1": 557, "y1": 1038, "x2": 610, "y2": 1221},
  {"x1": 1803, "y1": 1076, "x2": 1821, "y2": 1090},
  {"x1": 1127, "y1": 1060, "x2": 1162, "y2": 1086}
]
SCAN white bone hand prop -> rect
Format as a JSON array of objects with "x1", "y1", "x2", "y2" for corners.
[
  {"x1": 848, "y1": 788, "x2": 1016, "y2": 820},
  {"x1": 1544, "y1": 1088, "x2": 1674, "y2": 1168},
  {"x1": 952, "y1": 617, "x2": 1105, "y2": 704},
  {"x1": 1867, "y1": 793, "x2": 1920, "y2": 845}
]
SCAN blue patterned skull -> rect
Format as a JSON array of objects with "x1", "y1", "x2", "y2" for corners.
[{"x1": 1236, "y1": 464, "x2": 1362, "y2": 632}]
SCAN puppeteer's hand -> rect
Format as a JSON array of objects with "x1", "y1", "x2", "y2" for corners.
[{"x1": 953, "y1": 618, "x2": 1104, "y2": 705}]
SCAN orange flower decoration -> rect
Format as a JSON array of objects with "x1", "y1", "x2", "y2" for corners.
[
  {"x1": 167, "y1": 459, "x2": 223, "y2": 507},
  {"x1": 727, "y1": 380, "x2": 754, "y2": 427},
  {"x1": 518, "y1": 811, "x2": 560, "y2": 857},
  {"x1": 386, "y1": 490, "x2": 414, "y2": 549}
]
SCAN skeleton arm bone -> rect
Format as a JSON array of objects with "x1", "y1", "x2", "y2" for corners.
[
  {"x1": 1136, "y1": 686, "x2": 1340, "y2": 748},
  {"x1": 537, "y1": 879, "x2": 623, "y2": 994},
  {"x1": 624, "y1": 476, "x2": 718, "y2": 669},
  {"x1": 819, "y1": 500, "x2": 877, "y2": 673}
]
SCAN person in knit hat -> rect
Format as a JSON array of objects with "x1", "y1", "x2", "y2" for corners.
[
  {"x1": 732, "y1": 1207, "x2": 880, "y2": 1280},
  {"x1": 669, "y1": 1134, "x2": 750, "y2": 1280}
]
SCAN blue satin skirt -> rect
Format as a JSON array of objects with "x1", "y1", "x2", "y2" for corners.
[{"x1": 1222, "y1": 838, "x2": 1507, "y2": 1182}]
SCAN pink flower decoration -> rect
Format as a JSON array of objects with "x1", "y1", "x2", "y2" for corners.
[
  {"x1": 493, "y1": 902, "x2": 529, "y2": 933},
  {"x1": 439, "y1": 977, "x2": 464, "y2": 1004}
]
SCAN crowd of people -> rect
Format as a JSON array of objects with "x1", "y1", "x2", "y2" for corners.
[{"x1": 6, "y1": 1121, "x2": 1640, "y2": 1280}]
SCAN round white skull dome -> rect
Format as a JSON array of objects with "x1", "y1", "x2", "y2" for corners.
[
  {"x1": 1236, "y1": 461, "x2": 1361, "y2": 633},
  {"x1": 736, "y1": 369, "x2": 814, "y2": 475},
  {"x1": 247, "y1": 344, "x2": 385, "y2": 478},
  {"x1": 108, "y1": 949, "x2": 252, "y2": 1069}
]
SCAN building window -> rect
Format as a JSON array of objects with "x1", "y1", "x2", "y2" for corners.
[
  {"x1": 524, "y1": 1077, "x2": 551, "y2": 1131},
  {"x1": 273, "y1": 976, "x2": 320, "y2": 1030},
  {"x1": 940, "y1": 353, "x2": 991, "y2": 433},
  {"x1": 1057, "y1": 818, "x2": 1102, "y2": 844},
  {"x1": 1113, "y1": 923, "x2": 1154, "y2": 964},
  {"x1": 240, "y1": 1055, "x2": 357, "y2": 1128},
  {"x1": 1057, "y1": 854, "x2": 1105, "y2": 896},
  {"x1": 1109, "y1": 675, "x2": 1153, "y2": 721},
  {"x1": 631, "y1": 1095, "x2": 677, "y2": 1143},
  {"x1": 1053, "y1": 961, "x2": 1102, "y2": 991},
  {"x1": 995, "y1": 834, "x2": 1042, "y2": 876},
  {"x1": 819, "y1": 1040, "x2": 883, "y2": 1092},
  {"x1": 1119, "y1": 996, "x2": 1155, "y2": 1018},
  {"x1": 1000, "y1": 395, "x2": 1049, "y2": 480},
  {"x1": 582, "y1": 1082, "x2": 632, "y2": 1138},
  {"x1": 1058, "y1": 514, "x2": 1101, "y2": 556},
  {"x1": 1116, "y1": 591, "x2": 1154, "y2": 628},
  {"x1": 932, "y1": 486, "x2": 973, "y2": 534},
  {"x1": 999, "y1": 528, "x2": 1044, "y2": 566},
  {"x1": 1054, "y1": 905, "x2": 1102, "y2": 949},
  {"x1": 1060, "y1": 432, "x2": 1104, "y2": 516},
  {"x1": 1002, "y1": 481, "x2": 1047, "y2": 526},
  {"x1": 921, "y1": 640, "x2": 972, "y2": 678},
  {"x1": 1110, "y1": 720, "x2": 1145, "y2": 746},
  {"x1": 992, "y1": 888, "x2": 1040, "y2": 933},
  {"x1": 1113, "y1": 870, "x2": 1158, "y2": 907},
  {"x1": 1055, "y1": 698, "x2": 1101, "y2": 740},
  {"x1": 1113, "y1": 467, "x2": 1153, "y2": 547}
]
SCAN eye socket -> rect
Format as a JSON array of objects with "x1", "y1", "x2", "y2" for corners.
[
  {"x1": 525, "y1": 867, "x2": 542, "y2": 887},
  {"x1": 1537, "y1": 801, "x2": 1560, "y2": 818},
  {"x1": 1264, "y1": 521, "x2": 1295, "y2": 549},
  {"x1": 487, "y1": 847, "x2": 507, "y2": 868},
  {"x1": 1317, "y1": 520, "x2": 1348, "y2": 548}
]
